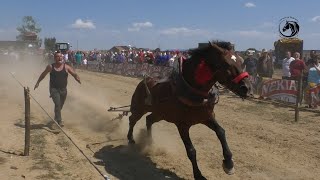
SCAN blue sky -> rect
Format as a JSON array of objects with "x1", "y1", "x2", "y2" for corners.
[{"x1": 1, "y1": 0, "x2": 320, "y2": 51}]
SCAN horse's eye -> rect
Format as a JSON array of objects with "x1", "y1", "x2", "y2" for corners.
[{"x1": 227, "y1": 69, "x2": 232, "y2": 76}]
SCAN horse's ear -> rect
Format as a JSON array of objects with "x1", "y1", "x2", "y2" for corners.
[
  {"x1": 210, "y1": 43, "x2": 224, "y2": 54},
  {"x1": 208, "y1": 41, "x2": 213, "y2": 47}
]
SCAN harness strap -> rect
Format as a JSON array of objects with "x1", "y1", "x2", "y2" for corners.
[{"x1": 178, "y1": 57, "x2": 209, "y2": 97}]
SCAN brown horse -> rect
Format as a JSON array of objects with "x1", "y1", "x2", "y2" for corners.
[{"x1": 127, "y1": 41, "x2": 252, "y2": 180}]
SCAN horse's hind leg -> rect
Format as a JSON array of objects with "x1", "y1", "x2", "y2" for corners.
[
  {"x1": 127, "y1": 112, "x2": 143, "y2": 144},
  {"x1": 146, "y1": 113, "x2": 161, "y2": 139},
  {"x1": 177, "y1": 125, "x2": 207, "y2": 180},
  {"x1": 203, "y1": 117, "x2": 234, "y2": 175}
]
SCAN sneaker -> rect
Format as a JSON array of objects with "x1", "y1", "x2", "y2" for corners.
[{"x1": 58, "y1": 121, "x2": 64, "y2": 127}]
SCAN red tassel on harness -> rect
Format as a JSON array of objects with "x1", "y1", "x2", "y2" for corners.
[{"x1": 195, "y1": 59, "x2": 213, "y2": 85}]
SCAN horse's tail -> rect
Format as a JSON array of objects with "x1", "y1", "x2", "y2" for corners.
[{"x1": 130, "y1": 79, "x2": 148, "y2": 113}]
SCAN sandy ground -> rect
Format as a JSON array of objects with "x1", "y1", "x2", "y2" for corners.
[{"x1": 0, "y1": 58, "x2": 320, "y2": 180}]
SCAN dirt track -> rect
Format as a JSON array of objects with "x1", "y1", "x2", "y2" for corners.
[{"x1": 0, "y1": 60, "x2": 320, "y2": 180}]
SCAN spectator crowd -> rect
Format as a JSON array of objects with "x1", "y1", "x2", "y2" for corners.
[
  {"x1": 61, "y1": 49, "x2": 189, "y2": 68},
  {"x1": 56, "y1": 46, "x2": 320, "y2": 109}
]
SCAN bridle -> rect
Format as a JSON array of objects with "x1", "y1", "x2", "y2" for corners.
[
  {"x1": 232, "y1": 72, "x2": 249, "y2": 84},
  {"x1": 179, "y1": 49, "x2": 249, "y2": 98}
]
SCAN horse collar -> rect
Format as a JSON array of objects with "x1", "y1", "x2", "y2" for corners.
[
  {"x1": 195, "y1": 59, "x2": 213, "y2": 85},
  {"x1": 178, "y1": 57, "x2": 210, "y2": 97}
]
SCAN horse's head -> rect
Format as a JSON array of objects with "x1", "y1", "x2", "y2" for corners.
[
  {"x1": 201, "y1": 41, "x2": 253, "y2": 98},
  {"x1": 282, "y1": 21, "x2": 290, "y2": 32}
]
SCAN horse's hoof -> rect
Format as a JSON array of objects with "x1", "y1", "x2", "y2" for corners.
[
  {"x1": 222, "y1": 160, "x2": 235, "y2": 175},
  {"x1": 223, "y1": 166, "x2": 235, "y2": 175},
  {"x1": 194, "y1": 175, "x2": 207, "y2": 180}
]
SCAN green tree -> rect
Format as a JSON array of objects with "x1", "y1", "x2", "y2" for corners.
[
  {"x1": 16, "y1": 16, "x2": 42, "y2": 47},
  {"x1": 44, "y1": 37, "x2": 56, "y2": 52}
]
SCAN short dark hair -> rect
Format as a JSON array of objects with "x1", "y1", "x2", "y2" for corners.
[
  {"x1": 309, "y1": 55, "x2": 320, "y2": 64},
  {"x1": 54, "y1": 51, "x2": 62, "y2": 57}
]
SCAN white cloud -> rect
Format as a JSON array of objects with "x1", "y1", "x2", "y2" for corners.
[
  {"x1": 128, "y1": 21, "x2": 153, "y2": 32},
  {"x1": 244, "y1": 2, "x2": 256, "y2": 8},
  {"x1": 71, "y1": 19, "x2": 96, "y2": 29},
  {"x1": 160, "y1": 27, "x2": 209, "y2": 36},
  {"x1": 311, "y1": 16, "x2": 320, "y2": 22}
]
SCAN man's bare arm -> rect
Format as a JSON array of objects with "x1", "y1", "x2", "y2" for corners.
[
  {"x1": 34, "y1": 65, "x2": 52, "y2": 90},
  {"x1": 314, "y1": 64, "x2": 320, "y2": 75},
  {"x1": 66, "y1": 65, "x2": 81, "y2": 84}
]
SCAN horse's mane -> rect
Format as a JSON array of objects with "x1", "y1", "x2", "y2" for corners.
[{"x1": 188, "y1": 40, "x2": 233, "y2": 56}]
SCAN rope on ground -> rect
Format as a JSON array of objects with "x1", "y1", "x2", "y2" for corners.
[{"x1": 9, "y1": 72, "x2": 109, "y2": 180}]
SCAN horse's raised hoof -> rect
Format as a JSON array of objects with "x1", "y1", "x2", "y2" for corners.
[{"x1": 222, "y1": 159, "x2": 235, "y2": 175}]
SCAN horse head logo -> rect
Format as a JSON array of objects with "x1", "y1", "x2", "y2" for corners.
[{"x1": 279, "y1": 17, "x2": 300, "y2": 38}]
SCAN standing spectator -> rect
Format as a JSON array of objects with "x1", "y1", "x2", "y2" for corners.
[
  {"x1": 289, "y1": 52, "x2": 306, "y2": 80},
  {"x1": 68, "y1": 51, "x2": 75, "y2": 67},
  {"x1": 242, "y1": 53, "x2": 258, "y2": 77},
  {"x1": 169, "y1": 51, "x2": 179, "y2": 67},
  {"x1": 306, "y1": 56, "x2": 320, "y2": 108},
  {"x1": 257, "y1": 49, "x2": 273, "y2": 78},
  {"x1": 82, "y1": 55, "x2": 88, "y2": 70},
  {"x1": 96, "y1": 52, "x2": 102, "y2": 62},
  {"x1": 63, "y1": 52, "x2": 69, "y2": 65},
  {"x1": 282, "y1": 51, "x2": 295, "y2": 79},
  {"x1": 139, "y1": 50, "x2": 145, "y2": 63},
  {"x1": 146, "y1": 51, "x2": 155, "y2": 64},
  {"x1": 306, "y1": 50, "x2": 316, "y2": 66},
  {"x1": 75, "y1": 51, "x2": 82, "y2": 68}
]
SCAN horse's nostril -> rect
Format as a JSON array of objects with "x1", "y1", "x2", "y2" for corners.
[
  {"x1": 240, "y1": 85, "x2": 248, "y2": 94},
  {"x1": 240, "y1": 85, "x2": 247, "y2": 90}
]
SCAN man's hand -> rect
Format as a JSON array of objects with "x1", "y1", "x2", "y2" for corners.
[
  {"x1": 34, "y1": 82, "x2": 39, "y2": 90},
  {"x1": 75, "y1": 76, "x2": 81, "y2": 84}
]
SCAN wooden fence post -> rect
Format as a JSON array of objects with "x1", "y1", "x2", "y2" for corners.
[
  {"x1": 295, "y1": 75, "x2": 303, "y2": 122},
  {"x1": 24, "y1": 87, "x2": 30, "y2": 156}
]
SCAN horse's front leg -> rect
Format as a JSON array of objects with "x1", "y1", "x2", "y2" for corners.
[
  {"x1": 203, "y1": 116, "x2": 235, "y2": 175},
  {"x1": 127, "y1": 112, "x2": 143, "y2": 144},
  {"x1": 177, "y1": 125, "x2": 207, "y2": 180}
]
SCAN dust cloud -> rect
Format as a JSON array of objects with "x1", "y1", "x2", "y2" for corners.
[
  {"x1": 0, "y1": 54, "x2": 124, "y2": 136},
  {"x1": 0, "y1": 53, "x2": 184, "y2": 165}
]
